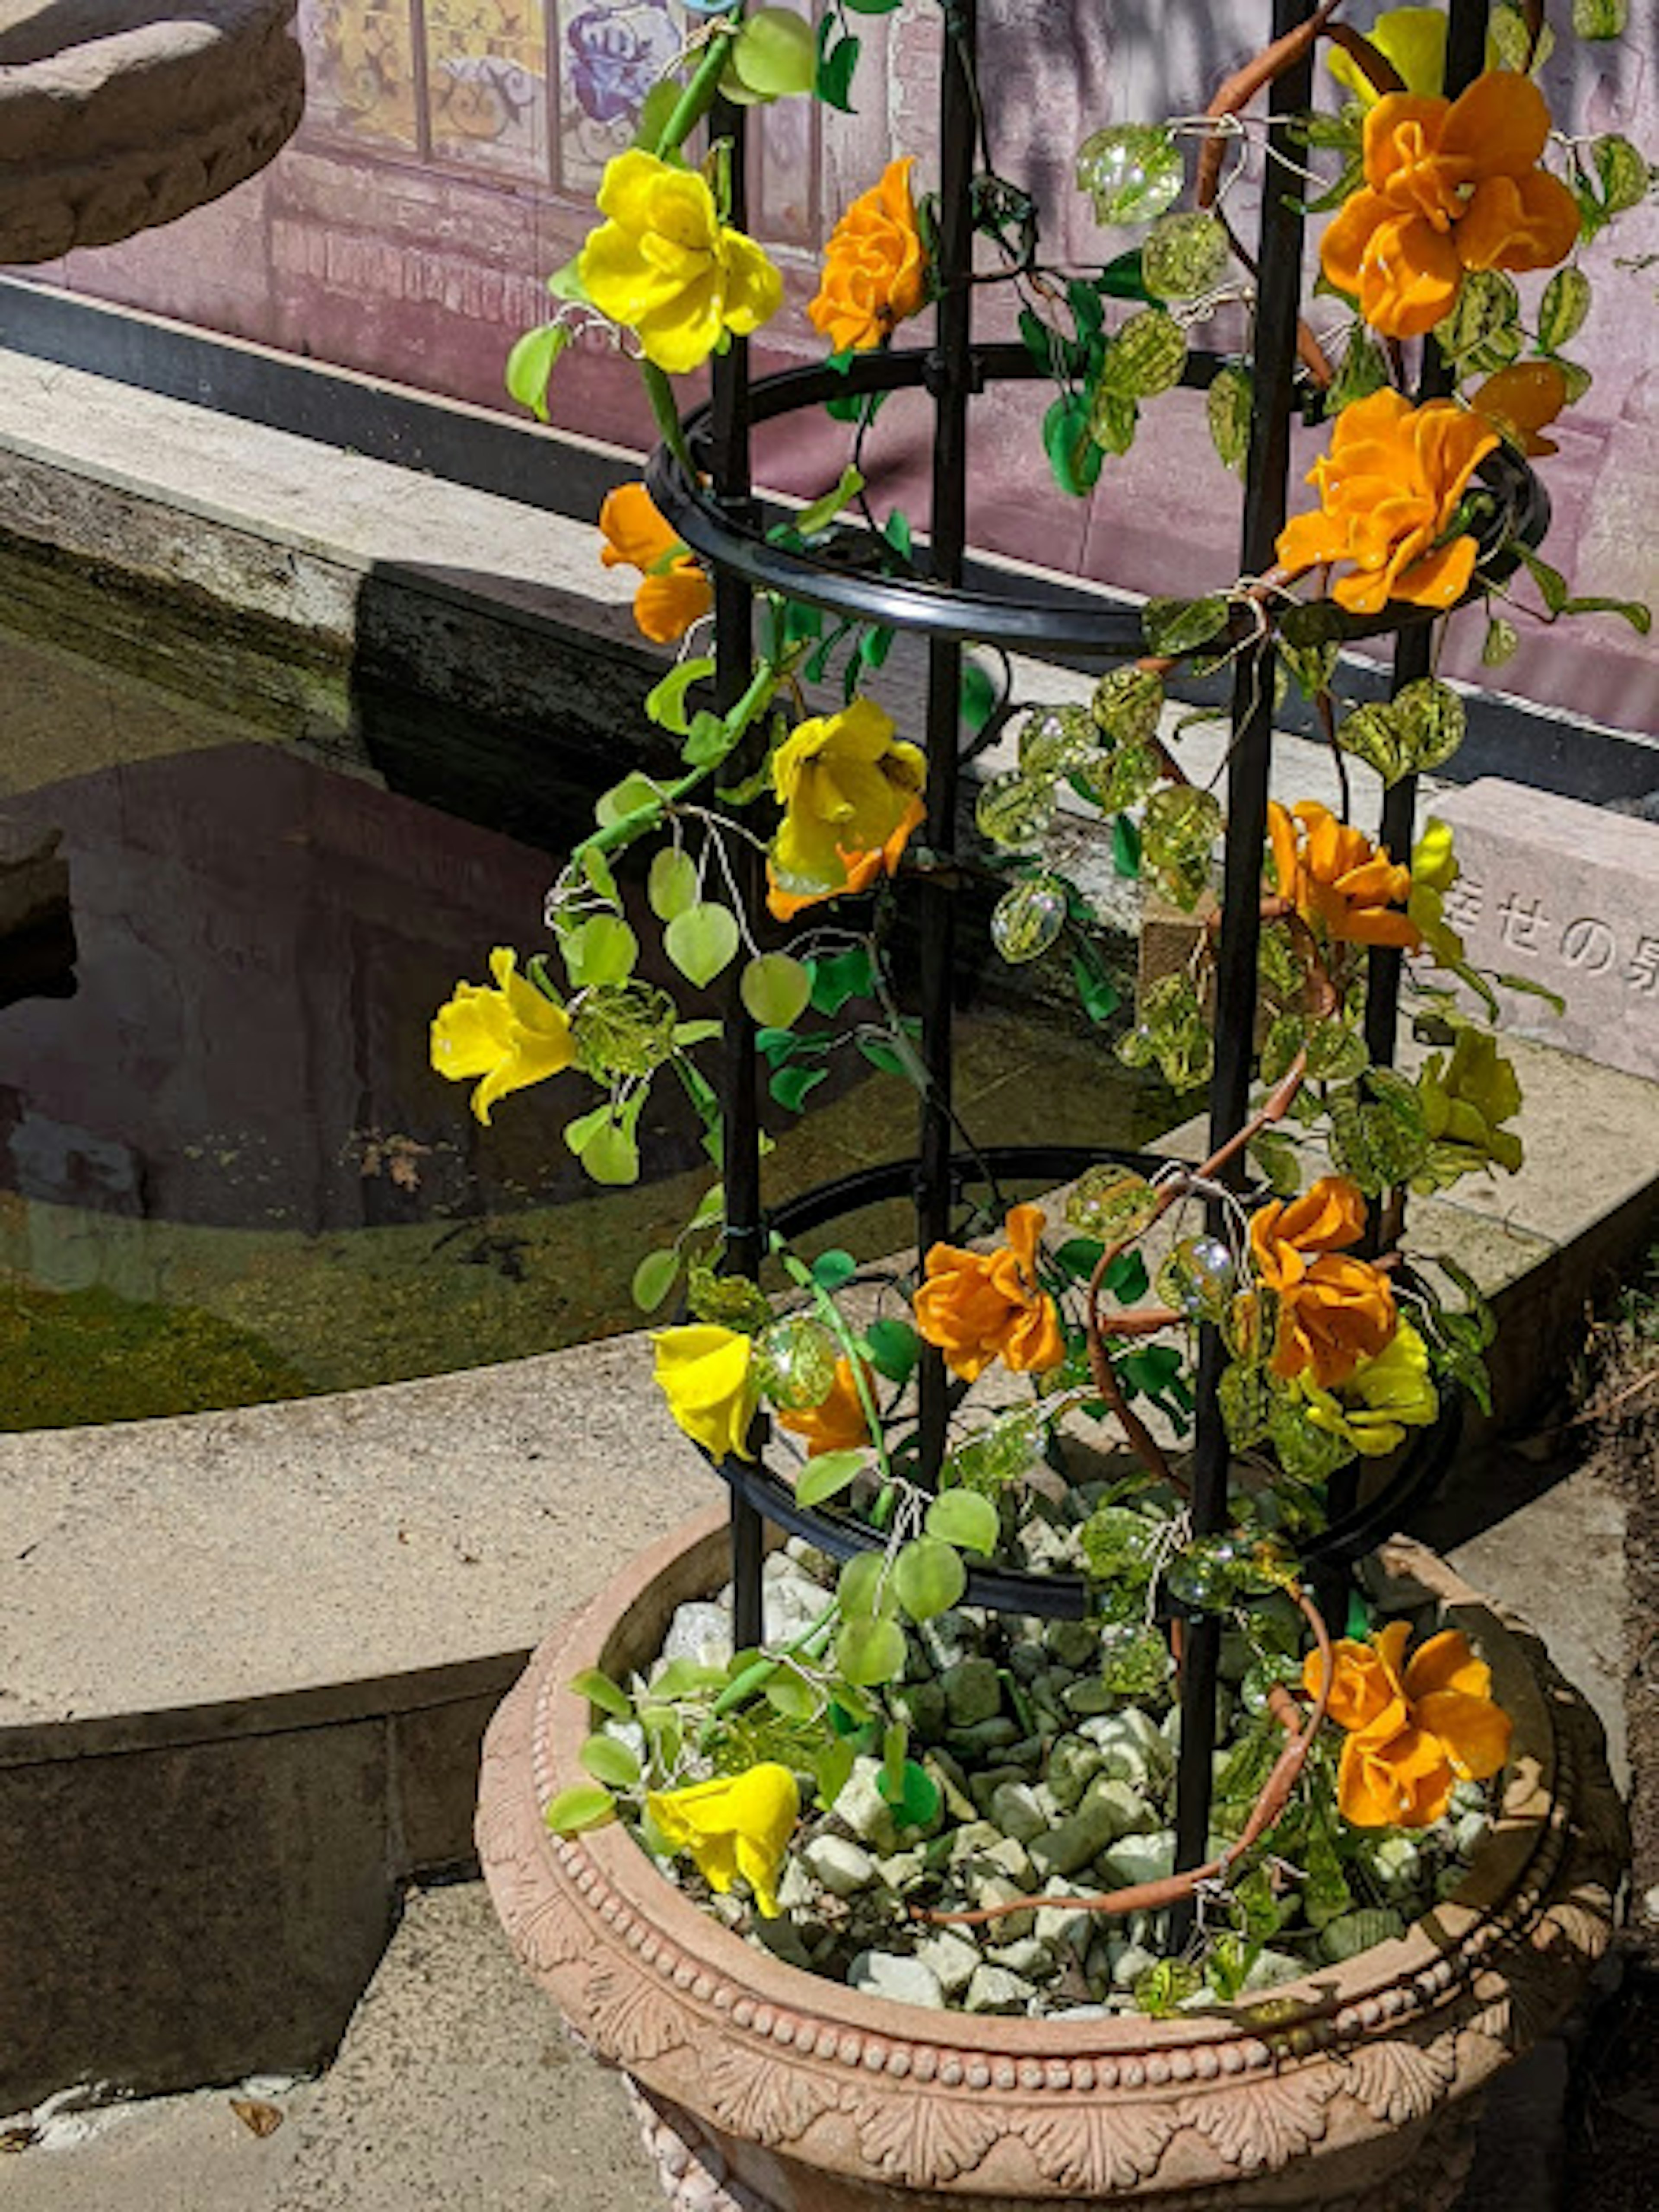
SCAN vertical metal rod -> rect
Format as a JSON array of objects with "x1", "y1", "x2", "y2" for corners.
[
  {"x1": 709, "y1": 86, "x2": 766, "y2": 1647},
  {"x1": 1173, "y1": 0, "x2": 1318, "y2": 1921},
  {"x1": 915, "y1": 0, "x2": 977, "y2": 1486},
  {"x1": 1365, "y1": 0, "x2": 1491, "y2": 1074}
]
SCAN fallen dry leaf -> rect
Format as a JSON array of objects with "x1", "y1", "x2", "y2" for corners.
[{"x1": 229, "y1": 2098, "x2": 284, "y2": 2139}]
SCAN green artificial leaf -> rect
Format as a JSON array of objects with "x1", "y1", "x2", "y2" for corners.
[
  {"x1": 631, "y1": 1249, "x2": 681, "y2": 1313},
  {"x1": 1207, "y1": 363, "x2": 1252, "y2": 474},
  {"x1": 1392, "y1": 677, "x2": 1467, "y2": 774},
  {"x1": 595, "y1": 772, "x2": 664, "y2": 828},
  {"x1": 581, "y1": 1116, "x2": 641, "y2": 1186},
  {"x1": 770, "y1": 1062, "x2": 828, "y2": 1112},
  {"x1": 879, "y1": 1758, "x2": 941, "y2": 1828},
  {"x1": 580, "y1": 1735, "x2": 641, "y2": 1788},
  {"x1": 816, "y1": 24, "x2": 861, "y2": 111},
  {"x1": 893, "y1": 1535, "x2": 967, "y2": 1621},
  {"x1": 648, "y1": 847, "x2": 699, "y2": 920},
  {"x1": 1481, "y1": 616, "x2": 1520, "y2": 668},
  {"x1": 1559, "y1": 594, "x2": 1651, "y2": 634},
  {"x1": 807, "y1": 944, "x2": 873, "y2": 1014},
  {"x1": 505, "y1": 323, "x2": 571, "y2": 423},
  {"x1": 564, "y1": 914, "x2": 639, "y2": 988},
  {"x1": 795, "y1": 1449, "x2": 870, "y2": 1506},
  {"x1": 1538, "y1": 266, "x2": 1592, "y2": 351},
  {"x1": 1103, "y1": 1248, "x2": 1151, "y2": 1303},
  {"x1": 1042, "y1": 391, "x2": 1106, "y2": 498},
  {"x1": 1590, "y1": 134, "x2": 1650, "y2": 217},
  {"x1": 1102, "y1": 308, "x2": 1188, "y2": 398},
  {"x1": 836, "y1": 1615, "x2": 907, "y2": 1685},
  {"x1": 1142, "y1": 594, "x2": 1231, "y2": 656},
  {"x1": 812, "y1": 1248, "x2": 857, "y2": 1291},
  {"x1": 664, "y1": 902, "x2": 741, "y2": 986},
  {"x1": 727, "y1": 6, "x2": 819, "y2": 97},
  {"x1": 1325, "y1": 328, "x2": 1389, "y2": 415},
  {"x1": 568, "y1": 1668, "x2": 633, "y2": 1720},
  {"x1": 1072, "y1": 940, "x2": 1122, "y2": 1024},
  {"x1": 795, "y1": 464, "x2": 867, "y2": 539},
  {"x1": 1111, "y1": 811, "x2": 1142, "y2": 879},
  {"x1": 1088, "y1": 383, "x2": 1139, "y2": 456},
  {"x1": 960, "y1": 659, "x2": 998, "y2": 734},
  {"x1": 884, "y1": 507, "x2": 914, "y2": 561},
  {"x1": 645, "y1": 656, "x2": 717, "y2": 736},
  {"x1": 838, "y1": 1550, "x2": 897, "y2": 1619},
  {"x1": 862, "y1": 1317, "x2": 920, "y2": 1384},
  {"x1": 544, "y1": 1783, "x2": 617, "y2": 1834},
  {"x1": 925, "y1": 1490, "x2": 1000, "y2": 1556},
  {"x1": 681, "y1": 711, "x2": 734, "y2": 768},
  {"x1": 763, "y1": 1672, "x2": 819, "y2": 1721},
  {"x1": 740, "y1": 953, "x2": 812, "y2": 1028},
  {"x1": 1433, "y1": 269, "x2": 1521, "y2": 371}
]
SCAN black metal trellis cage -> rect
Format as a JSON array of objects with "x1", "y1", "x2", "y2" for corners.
[{"x1": 650, "y1": 0, "x2": 1518, "y2": 1913}]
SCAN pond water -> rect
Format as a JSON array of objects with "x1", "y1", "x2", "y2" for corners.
[{"x1": 0, "y1": 561, "x2": 1171, "y2": 1429}]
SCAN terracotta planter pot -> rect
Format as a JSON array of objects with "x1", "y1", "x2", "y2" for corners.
[{"x1": 478, "y1": 1505, "x2": 1626, "y2": 2212}]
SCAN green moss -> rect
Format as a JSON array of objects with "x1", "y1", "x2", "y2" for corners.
[{"x1": 0, "y1": 1279, "x2": 313, "y2": 1430}]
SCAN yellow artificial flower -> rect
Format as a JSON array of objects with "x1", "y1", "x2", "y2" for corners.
[
  {"x1": 1296, "y1": 1319, "x2": 1438, "y2": 1456},
  {"x1": 1418, "y1": 1029, "x2": 1524, "y2": 1176},
  {"x1": 648, "y1": 1762, "x2": 800, "y2": 1916},
  {"x1": 578, "y1": 150, "x2": 783, "y2": 375},
  {"x1": 1327, "y1": 7, "x2": 1449, "y2": 104},
  {"x1": 1304, "y1": 1621, "x2": 1512, "y2": 1827},
  {"x1": 1407, "y1": 815, "x2": 1466, "y2": 968},
  {"x1": 652, "y1": 1324, "x2": 761, "y2": 1462},
  {"x1": 430, "y1": 947, "x2": 576, "y2": 1125},
  {"x1": 770, "y1": 698, "x2": 927, "y2": 904}
]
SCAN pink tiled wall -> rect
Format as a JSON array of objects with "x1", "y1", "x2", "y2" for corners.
[{"x1": 26, "y1": 0, "x2": 1658, "y2": 734}]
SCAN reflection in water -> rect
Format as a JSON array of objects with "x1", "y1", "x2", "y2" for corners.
[{"x1": 0, "y1": 616, "x2": 1165, "y2": 1428}]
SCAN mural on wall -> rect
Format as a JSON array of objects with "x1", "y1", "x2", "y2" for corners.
[
  {"x1": 560, "y1": 0, "x2": 681, "y2": 186},
  {"x1": 429, "y1": 0, "x2": 551, "y2": 177},
  {"x1": 302, "y1": 0, "x2": 422, "y2": 150}
]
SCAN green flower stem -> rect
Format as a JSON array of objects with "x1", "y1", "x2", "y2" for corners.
[
  {"x1": 777, "y1": 1247, "x2": 896, "y2": 1486},
  {"x1": 570, "y1": 656, "x2": 782, "y2": 863},
  {"x1": 651, "y1": 21, "x2": 739, "y2": 162},
  {"x1": 642, "y1": 360, "x2": 694, "y2": 477},
  {"x1": 701, "y1": 1605, "x2": 838, "y2": 1741}
]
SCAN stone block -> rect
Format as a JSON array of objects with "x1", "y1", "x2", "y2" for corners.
[{"x1": 1430, "y1": 779, "x2": 1659, "y2": 1082}]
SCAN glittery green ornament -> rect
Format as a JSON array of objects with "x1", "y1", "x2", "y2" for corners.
[
  {"x1": 753, "y1": 1315, "x2": 840, "y2": 1409},
  {"x1": 1017, "y1": 705, "x2": 1099, "y2": 778},
  {"x1": 976, "y1": 770, "x2": 1058, "y2": 849},
  {"x1": 991, "y1": 874, "x2": 1070, "y2": 964},
  {"x1": 1141, "y1": 210, "x2": 1229, "y2": 302},
  {"x1": 1075, "y1": 124, "x2": 1184, "y2": 226}
]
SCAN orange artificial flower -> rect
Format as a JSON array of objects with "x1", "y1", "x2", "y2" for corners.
[
  {"x1": 1268, "y1": 799, "x2": 1421, "y2": 950},
  {"x1": 1275, "y1": 388, "x2": 1498, "y2": 615},
  {"x1": 808, "y1": 157, "x2": 928, "y2": 353},
  {"x1": 1249, "y1": 1176, "x2": 1396, "y2": 1388},
  {"x1": 1471, "y1": 361, "x2": 1570, "y2": 458},
  {"x1": 765, "y1": 795, "x2": 925, "y2": 922},
  {"x1": 1304, "y1": 1621, "x2": 1512, "y2": 1827},
  {"x1": 1321, "y1": 71, "x2": 1580, "y2": 339},
  {"x1": 598, "y1": 482, "x2": 714, "y2": 645},
  {"x1": 775, "y1": 1356, "x2": 873, "y2": 1457},
  {"x1": 914, "y1": 1203, "x2": 1065, "y2": 1383}
]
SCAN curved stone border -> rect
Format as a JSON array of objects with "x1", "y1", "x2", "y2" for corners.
[
  {"x1": 0, "y1": 0, "x2": 304, "y2": 263},
  {"x1": 479, "y1": 1508, "x2": 1627, "y2": 2209}
]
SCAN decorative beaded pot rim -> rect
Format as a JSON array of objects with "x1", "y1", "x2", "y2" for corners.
[{"x1": 478, "y1": 1507, "x2": 1625, "y2": 2202}]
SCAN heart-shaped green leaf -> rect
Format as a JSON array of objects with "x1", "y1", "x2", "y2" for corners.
[{"x1": 664, "y1": 902, "x2": 740, "y2": 986}]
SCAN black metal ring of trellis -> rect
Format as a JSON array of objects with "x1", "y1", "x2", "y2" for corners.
[
  {"x1": 703, "y1": 1142, "x2": 1462, "y2": 1621},
  {"x1": 645, "y1": 345, "x2": 1550, "y2": 656}
]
